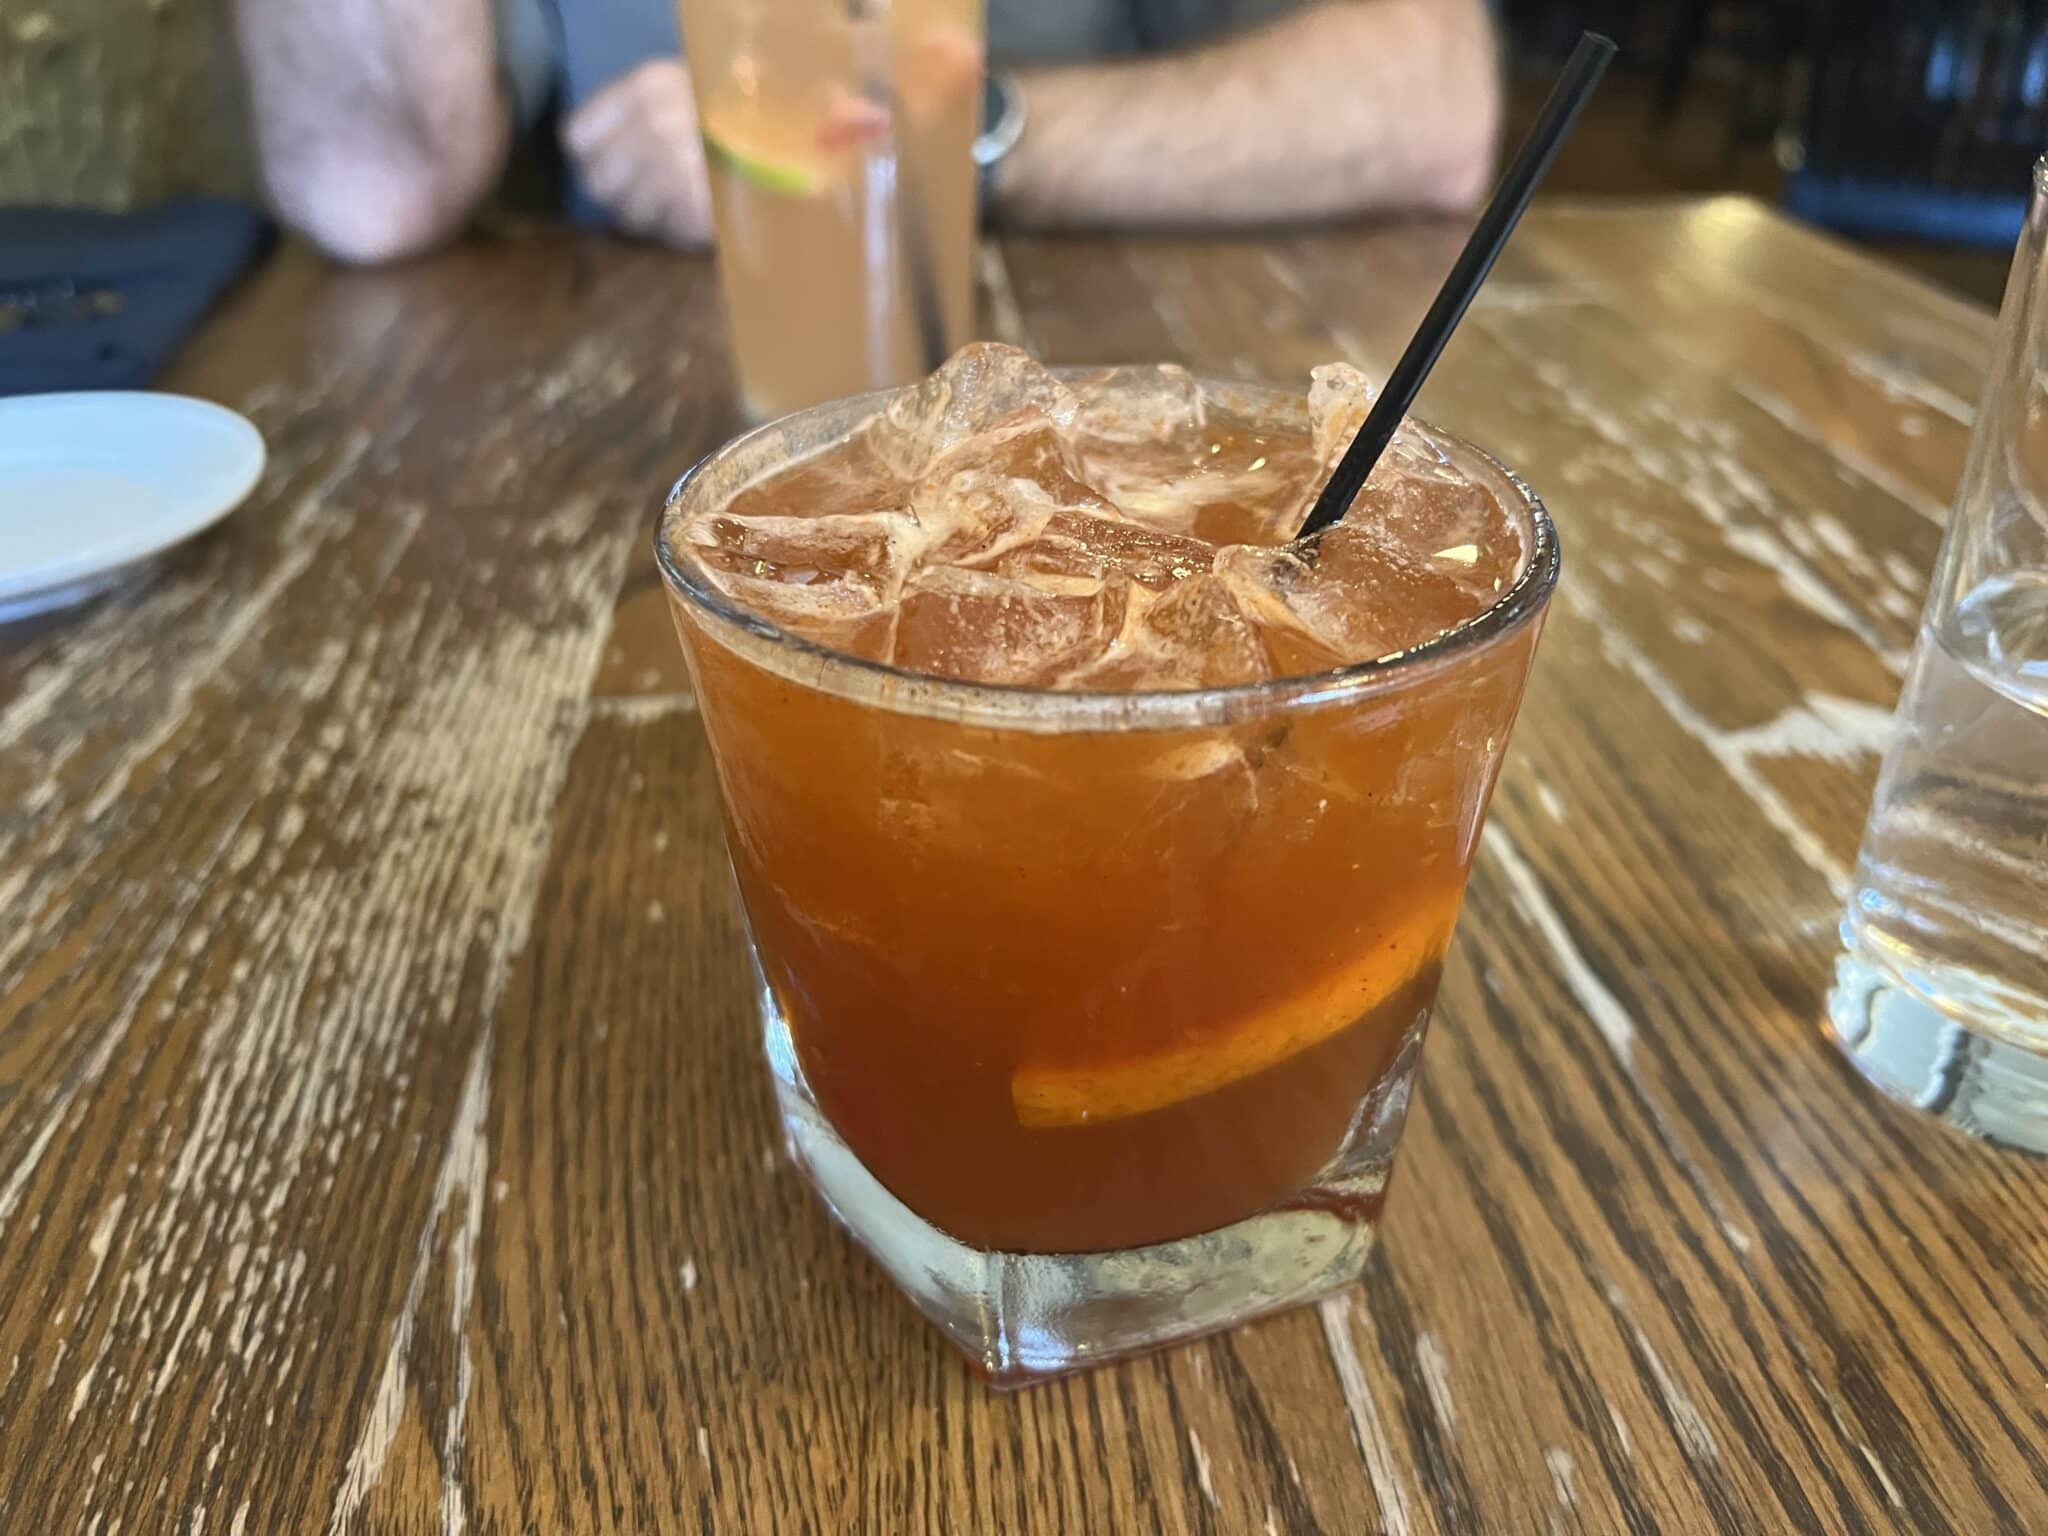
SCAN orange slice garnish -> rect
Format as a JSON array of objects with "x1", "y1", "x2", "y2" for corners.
[{"x1": 1011, "y1": 893, "x2": 1458, "y2": 1128}]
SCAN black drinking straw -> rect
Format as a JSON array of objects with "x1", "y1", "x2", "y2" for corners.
[{"x1": 1295, "y1": 32, "x2": 1617, "y2": 541}]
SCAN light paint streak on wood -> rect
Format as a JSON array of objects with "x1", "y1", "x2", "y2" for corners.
[
  {"x1": 1318, "y1": 1294, "x2": 1415, "y2": 1536},
  {"x1": 1883, "y1": 550, "x2": 1929, "y2": 592},
  {"x1": 1662, "y1": 434, "x2": 1900, "y2": 667},
  {"x1": 440, "y1": 1028, "x2": 490, "y2": 1536},
  {"x1": 1607, "y1": 1404, "x2": 1634, "y2": 1459},
  {"x1": 1717, "y1": 694, "x2": 1897, "y2": 767},
  {"x1": 80, "y1": 451, "x2": 389, "y2": 828},
  {"x1": 1846, "y1": 346, "x2": 1976, "y2": 426},
  {"x1": 1795, "y1": 1356, "x2": 1909, "y2": 1513},
  {"x1": 1511, "y1": 219, "x2": 1968, "y2": 544},
  {"x1": 1470, "y1": 281, "x2": 1605, "y2": 313},
  {"x1": 329, "y1": 1027, "x2": 492, "y2": 1535},
  {"x1": 1859, "y1": 1443, "x2": 1906, "y2": 1511},
  {"x1": 0, "y1": 437, "x2": 380, "y2": 997},
  {"x1": 1536, "y1": 199, "x2": 1715, "y2": 219},
  {"x1": 1415, "y1": 1331, "x2": 1456, "y2": 1441},
  {"x1": 0, "y1": 800, "x2": 258, "y2": 1234},
  {"x1": 1881, "y1": 303, "x2": 1998, "y2": 366},
  {"x1": 1514, "y1": 350, "x2": 1906, "y2": 668},
  {"x1": 1545, "y1": 1447, "x2": 1578, "y2": 1511},
  {"x1": 1730, "y1": 377, "x2": 1950, "y2": 528},
  {"x1": 1188, "y1": 1428, "x2": 1218, "y2": 1509},
  {"x1": 1567, "y1": 586, "x2": 1851, "y2": 899},
  {"x1": 317, "y1": 499, "x2": 636, "y2": 1527},
  {"x1": 1806, "y1": 510, "x2": 1878, "y2": 571},
  {"x1": 1257, "y1": 249, "x2": 1309, "y2": 300},
  {"x1": 584, "y1": 692, "x2": 698, "y2": 723},
  {"x1": 1709, "y1": 276, "x2": 1979, "y2": 427},
  {"x1": 1482, "y1": 829, "x2": 1635, "y2": 1064},
  {"x1": 1605, "y1": 1282, "x2": 1720, "y2": 1466},
  {"x1": 1484, "y1": 825, "x2": 1761, "y2": 1258}
]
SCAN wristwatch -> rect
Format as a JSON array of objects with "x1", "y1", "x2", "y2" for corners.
[{"x1": 975, "y1": 70, "x2": 1027, "y2": 216}]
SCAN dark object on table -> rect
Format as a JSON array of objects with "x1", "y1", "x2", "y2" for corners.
[
  {"x1": 1788, "y1": 0, "x2": 2047, "y2": 247},
  {"x1": 0, "y1": 200, "x2": 272, "y2": 397}
]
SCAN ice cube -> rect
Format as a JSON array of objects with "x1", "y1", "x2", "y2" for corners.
[
  {"x1": 1307, "y1": 362, "x2": 1377, "y2": 471},
  {"x1": 1070, "y1": 364, "x2": 1208, "y2": 448},
  {"x1": 1346, "y1": 431, "x2": 1523, "y2": 612},
  {"x1": 1139, "y1": 575, "x2": 1272, "y2": 686},
  {"x1": 722, "y1": 432, "x2": 910, "y2": 522},
  {"x1": 910, "y1": 414, "x2": 1114, "y2": 569},
  {"x1": 1216, "y1": 543, "x2": 1383, "y2": 674},
  {"x1": 1304, "y1": 367, "x2": 1475, "y2": 532},
  {"x1": 862, "y1": 343, "x2": 1080, "y2": 480},
  {"x1": 674, "y1": 352, "x2": 1524, "y2": 688},
  {"x1": 1218, "y1": 513, "x2": 1508, "y2": 672},
  {"x1": 682, "y1": 508, "x2": 916, "y2": 657},
  {"x1": 1068, "y1": 576, "x2": 1271, "y2": 690},
  {"x1": 1069, "y1": 375, "x2": 1319, "y2": 544},
  {"x1": 1372, "y1": 423, "x2": 1472, "y2": 489},
  {"x1": 1002, "y1": 509, "x2": 1217, "y2": 591},
  {"x1": 889, "y1": 564, "x2": 1128, "y2": 685}
]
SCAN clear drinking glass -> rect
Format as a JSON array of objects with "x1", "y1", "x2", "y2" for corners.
[
  {"x1": 675, "y1": 0, "x2": 983, "y2": 420},
  {"x1": 654, "y1": 380, "x2": 1559, "y2": 1381},
  {"x1": 1828, "y1": 159, "x2": 2048, "y2": 1148}
]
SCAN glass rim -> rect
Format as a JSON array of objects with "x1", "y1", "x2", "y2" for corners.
[{"x1": 653, "y1": 376, "x2": 1562, "y2": 731}]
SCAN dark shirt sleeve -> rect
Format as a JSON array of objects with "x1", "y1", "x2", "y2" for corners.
[
  {"x1": 495, "y1": 0, "x2": 559, "y2": 130},
  {"x1": 992, "y1": 0, "x2": 1310, "y2": 65},
  {"x1": 1128, "y1": 0, "x2": 1308, "y2": 50},
  {"x1": 494, "y1": 0, "x2": 684, "y2": 118},
  {"x1": 492, "y1": 0, "x2": 684, "y2": 223},
  {"x1": 553, "y1": 0, "x2": 683, "y2": 111}
]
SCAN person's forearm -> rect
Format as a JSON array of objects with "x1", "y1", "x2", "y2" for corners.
[
  {"x1": 993, "y1": 0, "x2": 1499, "y2": 230},
  {"x1": 233, "y1": 0, "x2": 508, "y2": 262}
]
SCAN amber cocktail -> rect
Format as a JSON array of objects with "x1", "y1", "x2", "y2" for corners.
[{"x1": 656, "y1": 347, "x2": 1556, "y2": 1380}]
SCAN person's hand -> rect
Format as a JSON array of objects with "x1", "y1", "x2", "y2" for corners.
[{"x1": 563, "y1": 59, "x2": 714, "y2": 250}]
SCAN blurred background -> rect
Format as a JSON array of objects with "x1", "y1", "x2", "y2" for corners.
[
  {"x1": 4, "y1": 0, "x2": 2045, "y2": 306},
  {"x1": 1502, "y1": 0, "x2": 2048, "y2": 303}
]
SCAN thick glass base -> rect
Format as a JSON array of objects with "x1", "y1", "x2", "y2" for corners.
[
  {"x1": 758, "y1": 963, "x2": 1417, "y2": 1383},
  {"x1": 1828, "y1": 937, "x2": 2048, "y2": 1154}
]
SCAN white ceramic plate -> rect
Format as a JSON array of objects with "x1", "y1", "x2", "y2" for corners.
[{"x1": 0, "y1": 392, "x2": 266, "y2": 621}]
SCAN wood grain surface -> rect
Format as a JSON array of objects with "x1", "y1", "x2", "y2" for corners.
[{"x1": 4, "y1": 201, "x2": 2043, "y2": 1534}]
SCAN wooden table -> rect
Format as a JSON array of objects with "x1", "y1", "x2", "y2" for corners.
[{"x1": 4, "y1": 200, "x2": 2040, "y2": 1534}]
